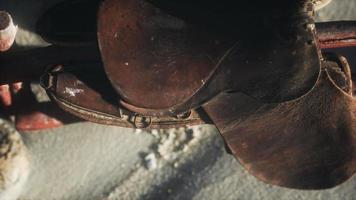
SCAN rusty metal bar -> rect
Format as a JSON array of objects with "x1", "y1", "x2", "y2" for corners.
[{"x1": 316, "y1": 21, "x2": 356, "y2": 49}]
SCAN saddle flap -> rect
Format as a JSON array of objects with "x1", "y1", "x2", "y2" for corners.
[
  {"x1": 203, "y1": 57, "x2": 356, "y2": 189},
  {"x1": 42, "y1": 63, "x2": 209, "y2": 129}
]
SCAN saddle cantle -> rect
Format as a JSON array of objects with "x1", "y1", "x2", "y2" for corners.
[{"x1": 38, "y1": 0, "x2": 356, "y2": 189}]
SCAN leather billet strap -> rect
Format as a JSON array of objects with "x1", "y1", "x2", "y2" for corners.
[{"x1": 41, "y1": 63, "x2": 210, "y2": 129}]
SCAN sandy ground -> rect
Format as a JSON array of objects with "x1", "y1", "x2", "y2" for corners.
[{"x1": 0, "y1": 0, "x2": 355, "y2": 199}]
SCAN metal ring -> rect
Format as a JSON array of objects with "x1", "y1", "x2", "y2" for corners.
[
  {"x1": 133, "y1": 114, "x2": 152, "y2": 129},
  {"x1": 39, "y1": 73, "x2": 53, "y2": 90},
  {"x1": 176, "y1": 111, "x2": 192, "y2": 119},
  {"x1": 40, "y1": 64, "x2": 64, "y2": 90}
]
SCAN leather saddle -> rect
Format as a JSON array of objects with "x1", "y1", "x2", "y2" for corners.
[{"x1": 37, "y1": 0, "x2": 356, "y2": 189}]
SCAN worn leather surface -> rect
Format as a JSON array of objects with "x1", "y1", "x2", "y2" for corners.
[
  {"x1": 203, "y1": 56, "x2": 356, "y2": 189},
  {"x1": 97, "y1": 0, "x2": 320, "y2": 116},
  {"x1": 43, "y1": 63, "x2": 209, "y2": 129},
  {"x1": 98, "y1": 0, "x2": 235, "y2": 112}
]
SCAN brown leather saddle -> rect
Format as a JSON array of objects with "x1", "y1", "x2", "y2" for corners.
[{"x1": 36, "y1": 0, "x2": 355, "y2": 189}]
